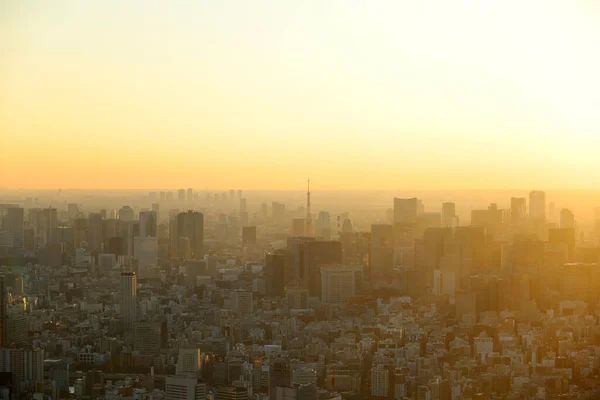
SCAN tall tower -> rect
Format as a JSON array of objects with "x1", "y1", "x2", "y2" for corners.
[
  {"x1": 120, "y1": 272, "x2": 137, "y2": 333},
  {"x1": 305, "y1": 179, "x2": 312, "y2": 236}
]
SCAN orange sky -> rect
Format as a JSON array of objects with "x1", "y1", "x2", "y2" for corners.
[{"x1": 2, "y1": 1, "x2": 600, "y2": 190}]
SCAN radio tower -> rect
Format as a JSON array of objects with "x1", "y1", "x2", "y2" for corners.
[{"x1": 305, "y1": 179, "x2": 312, "y2": 236}]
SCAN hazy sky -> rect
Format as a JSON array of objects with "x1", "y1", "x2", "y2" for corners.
[{"x1": 2, "y1": 1, "x2": 600, "y2": 190}]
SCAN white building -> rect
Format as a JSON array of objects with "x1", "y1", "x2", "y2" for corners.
[
  {"x1": 320, "y1": 265, "x2": 362, "y2": 305},
  {"x1": 474, "y1": 333, "x2": 494, "y2": 364},
  {"x1": 165, "y1": 375, "x2": 206, "y2": 400}
]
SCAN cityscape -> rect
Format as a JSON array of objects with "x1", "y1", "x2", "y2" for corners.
[
  {"x1": 2, "y1": 1, "x2": 600, "y2": 399},
  {"x1": 0, "y1": 188, "x2": 599, "y2": 399}
]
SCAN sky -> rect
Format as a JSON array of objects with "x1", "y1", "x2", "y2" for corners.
[{"x1": 1, "y1": 0, "x2": 600, "y2": 190}]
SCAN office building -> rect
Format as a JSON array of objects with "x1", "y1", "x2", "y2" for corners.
[
  {"x1": 174, "y1": 211, "x2": 204, "y2": 259},
  {"x1": 371, "y1": 224, "x2": 394, "y2": 276},
  {"x1": 139, "y1": 210, "x2": 157, "y2": 237},
  {"x1": 133, "y1": 236, "x2": 158, "y2": 279},
  {"x1": 371, "y1": 364, "x2": 390, "y2": 397},
  {"x1": 441, "y1": 202, "x2": 457, "y2": 228},
  {"x1": 510, "y1": 197, "x2": 527, "y2": 228},
  {"x1": 3, "y1": 207, "x2": 24, "y2": 248},
  {"x1": 394, "y1": 197, "x2": 418, "y2": 224},
  {"x1": 241, "y1": 226, "x2": 256, "y2": 245},
  {"x1": 320, "y1": 265, "x2": 362, "y2": 305},
  {"x1": 120, "y1": 272, "x2": 137, "y2": 332},
  {"x1": 165, "y1": 375, "x2": 207, "y2": 400},
  {"x1": 264, "y1": 252, "x2": 285, "y2": 297},
  {"x1": 269, "y1": 358, "x2": 291, "y2": 399},
  {"x1": 178, "y1": 189, "x2": 186, "y2": 203},
  {"x1": 301, "y1": 241, "x2": 343, "y2": 297},
  {"x1": 87, "y1": 212, "x2": 103, "y2": 252},
  {"x1": 559, "y1": 208, "x2": 575, "y2": 229},
  {"x1": 134, "y1": 320, "x2": 167, "y2": 355},
  {"x1": 176, "y1": 348, "x2": 201, "y2": 376},
  {"x1": 316, "y1": 211, "x2": 332, "y2": 240},
  {"x1": 118, "y1": 206, "x2": 134, "y2": 222},
  {"x1": 0, "y1": 348, "x2": 45, "y2": 394},
  {"x1": 549, "y1": 228, "x2": 576, "y2": 262},
  {"x1": 529, "y1": 191, "x2": 546, "y2": 221}
]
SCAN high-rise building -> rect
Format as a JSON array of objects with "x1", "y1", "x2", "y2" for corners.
[
  {"x1": 272, "y1": 202, "x2": 286, "y2": 224},
  {"x1": 178, "y1": 189, "x2": 186, "y2": 203},
  {"x1": 165, "y1": 375, "x2": 207, "y2": 400},
  {"x1": 176, "y1": 348, "x2": 201, "y2": 376},
  {"x1": 320, "y1": 265, "x2": 362, "y2": 305},
  {"x1": 529, "y1": 191, "x2": 546, "y2": 221},
  {"x1": 88, "y1": 212, "x2": 104, "y2": 252},
  {"x1": 510, "y1": 197, "x2": 527, "y2": 228},
  {"x1": 316, "y1": 212, "x2": 332, "y2": 240},
  {"x1": 441, "y1": 202, "x2": 456, "y2": 228},
  {"x1": 139, "y1": 210, "x2": 158, "y2": 237},
  {"x1": 187, "y1": 188, "x2": 193, "y2": 203},
  {"x1": 239, "y1": 198, "x2": 247, "y2": 213},
  {"x1": 133, "y1": 236, "x2": 158, "y2": 279},
  {"x1": 120, "y1": 272, "x2": 137, "y2": 332},
  {"x1": 0, "y1": 348, "x2": 44, "y2": 394},
  {"x1": 175, "y1": 211, "x2": 204, "y2": 259},
  {"x1": 286, "y1": 236, "x2": 316, "y2": 285},
  {"x1": 269, "y1": 358, "x2": 291, "y2": 399},
  {"x1": 134, "y1": 320, "x2": 167, "y2": 354},
  {"x1": 549, "y1": 228, "x2": 576, "y2": 262},
  {"x1": 264, "y1": 251, "x2": 285, "y2": 297},
  {"x1": 370, "y1": 224, "x2": 394, "y2": 277},
  {"x1": 241, "y1": 226, "x2": 257, "y2": 245},
  {"x1": 4, "y1": 207, "x2": 24, "y2": 248},
  {"x1": 370, "y1": 364, "x2": 390, "y2": 397},
  {"x1": 118, "y1": 206, "x2": 134, "y2": 222},
  {"x1": 559, "y1": 208, "x2": 575, "y2": 229},
  {"x1": 302, "y1": 241, "x2": 343, "y2": 297},
  {"x1": 394, "y1": 198, "x2": 418, "y2": 224}
]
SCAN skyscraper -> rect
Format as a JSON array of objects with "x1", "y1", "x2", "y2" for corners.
[
  {"x1": 370, "y1": 224, "x2": 394, "y2": 276},
  {"x1": 87, "y1": 212, "x2": 103, "y2": 252},
  {"x1": 264, "y1": 252, "x2": 285, "y2": 297},
  {"x1": 120, "y1": 272, "x2": 137, "y2": 333},
  {"x1": 139, "y1": 210, "x2": 158, "y2": 237},
  {"x1": 3, "y1": 207, "x2": 24, "y2": 248},
  {"x1": 559, "y1": 208, "x2": 575, "y2": 229},
  {"x1": 118, "y1": 206, "x2": 134, "y2": 222},
  {"x1": 175, "y1": 211, "x2": 205, "y2": 259},
  {"x1": 510, "y1": 197, "x2": 527, "y2": 228},
  {"x1": 441, "y1": 202, "x2": 456, "y2": 228},
  {"x1": 302, "y1": 241, "x2": 343, "y2": 297},
  {"x1": 133, "y1": 236, "x2": 158, "y2": 279},
  {"x1": 529, "y1": 191, "x2": 546, "y2": 221},
  {"x1": 394, "y1": 198, "x2": 418, "y2": 224},
  {"x1": 320, "y1": 265, "x2": 362, "y2": 305}
]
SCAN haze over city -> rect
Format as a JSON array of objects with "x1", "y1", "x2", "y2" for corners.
[{"x1": 2, "y1": 2, "x2": 600, "y2": 400}]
